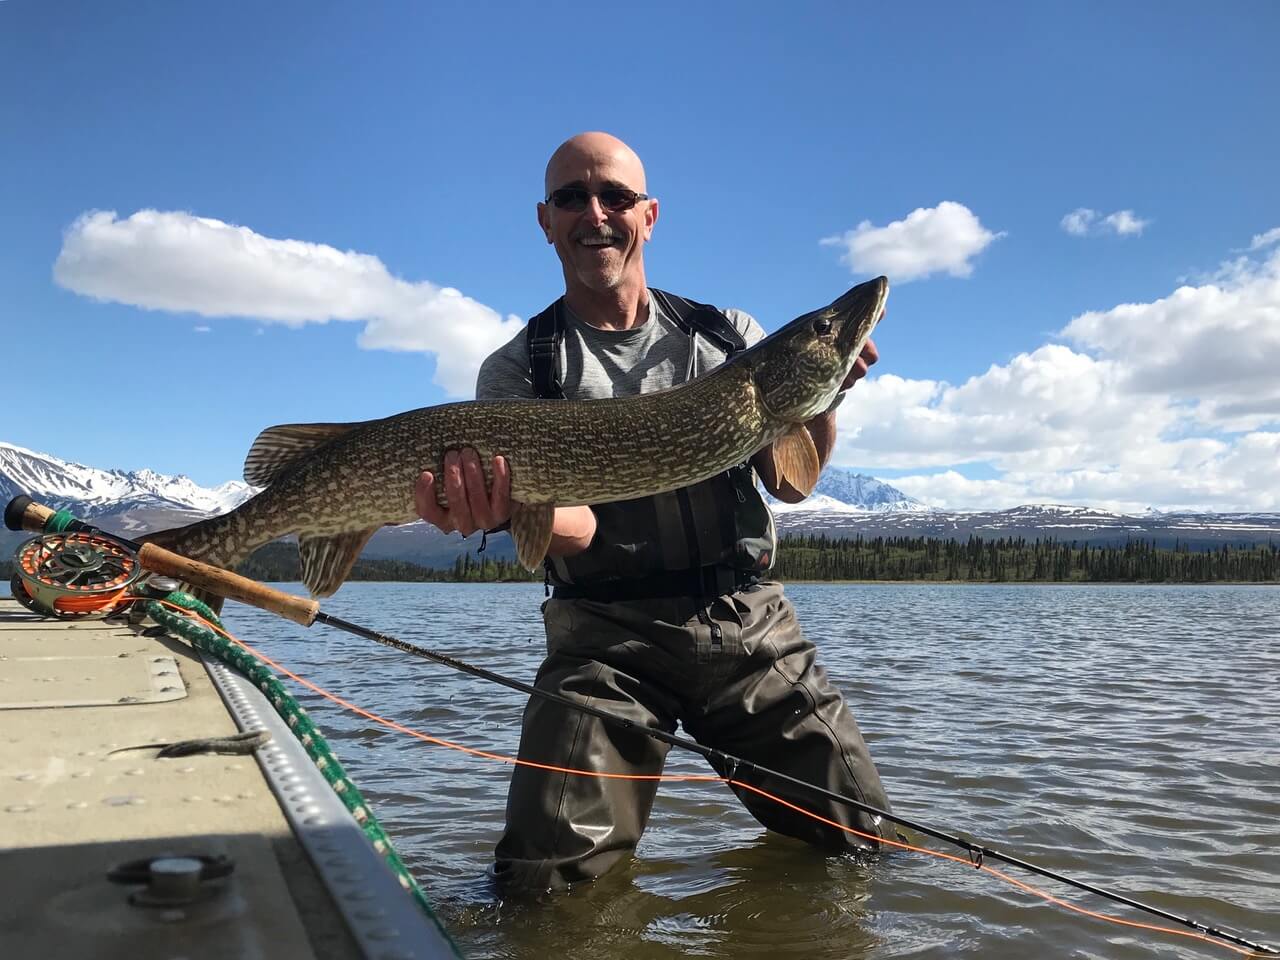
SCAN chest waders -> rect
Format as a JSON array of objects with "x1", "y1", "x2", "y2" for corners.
[{"x1": 491, "y1": 290, "x2": 892, "y2": 892}]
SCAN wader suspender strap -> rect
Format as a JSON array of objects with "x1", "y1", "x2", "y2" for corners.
[
  {"x1": 527, "y1": 299, "x2": 568, "y2": 400},
  {"x1": 525, "y1": 290, "x2": 748, "y2": 400},
  {"x1": 648, "y1": 289, "x2": 748, "y2": 358}
]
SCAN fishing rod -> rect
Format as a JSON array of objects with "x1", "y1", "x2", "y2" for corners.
[{"x1": 5, "y1": 495, "x2": 1276, "y2": 957}]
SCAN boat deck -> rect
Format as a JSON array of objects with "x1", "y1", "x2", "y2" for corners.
[{"x1": 0, "y1": 597, "x2": 455, "y2": 959}]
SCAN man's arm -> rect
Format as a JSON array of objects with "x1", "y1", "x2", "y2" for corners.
[{"x1": 753, "y1": 338, "x2": 879, "y2": 503}]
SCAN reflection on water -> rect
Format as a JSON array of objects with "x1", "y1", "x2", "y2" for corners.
[{"x1": 221, "y1": 582, "x2": 1280, "y2": 959}]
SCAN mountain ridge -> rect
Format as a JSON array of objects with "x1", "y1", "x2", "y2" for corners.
[{"x1": 2, "y1": 442, "x2": 1277, "y2": 564}]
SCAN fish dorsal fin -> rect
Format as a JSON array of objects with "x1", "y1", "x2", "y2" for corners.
[
  {"x1": 298, "y1": 527, "x2": 380, "y2": 598},
  {"x1": 244, "y1": 423, "x2": 362, "y2": 487},
  {"x1": 510, "y1": 501, "x2": 556, "y2": 571},
  {"x1": 772, "y1": 424, "x2": 821, "y2": 497}
]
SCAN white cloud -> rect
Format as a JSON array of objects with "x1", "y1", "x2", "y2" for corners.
[
  {"x1": 887, "y1": 471, "x2": 1034, "y2": 511},
  {"x1": 821, "y1": 201, "x2": 1002, "y2": 282},
  {"x1": 54, "y1": 210, "x2": 525, "y2": 395},
  {"x1": 1103, "y1": 210, "x2": 1148, "y2": 236},
  {"x1": 1060, "y1": 208, "x2": 1096, "y2": 236},
  {"x1": 193, "y1": 325, "x2": 211, "y2": 333},
  {"x1": 1250, "y1": 227, "x2": 1280, "y2": 251},
  {"x1": 1062, "y1": 246, "x2": 1280, "y2": 430},
  {"x1": 1060, "y1": 207, "x2": 1150, "y2": 238},
  {"x1": 833, "y1": 235, "x2": 1280, "y2": 512}
]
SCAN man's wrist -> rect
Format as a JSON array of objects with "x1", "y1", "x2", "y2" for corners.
[{"x1": 547, "y1": 505, "x2": 597, "y2": 558}]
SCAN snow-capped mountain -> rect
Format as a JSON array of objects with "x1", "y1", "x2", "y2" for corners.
[
  {"x1": 764, "y1": 469, "x2": 930, "y2": 514},
  {"x1": 0, "y1": 441, "x2": 257, "y2": 551},
  {"x1": 771, "y1": 500, "x2": 1280, "y2": 549},
  {"x1": 0, "y1": 441, "x2": 484, "y2": 566},
  {"x1": 0, "y1": 442, "x2": 253, "y2": 515},
  {"x1": 2, "y1": 443, "x2": 1277, "y2": 565}
]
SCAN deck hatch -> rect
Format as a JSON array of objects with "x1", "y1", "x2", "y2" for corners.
[{"x1": 0, "y1": 654, "x2": 187, "y2": 709}]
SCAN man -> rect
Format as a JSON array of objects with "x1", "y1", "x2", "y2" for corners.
[{"x1": 414, "y1": 132, "x2": 890, "y2": 891}]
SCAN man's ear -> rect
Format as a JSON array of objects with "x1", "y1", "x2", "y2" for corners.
[
  {"x1": 641, "y1": 197, "x2": 659, "y2": 242},
  {"x1": 536, "y1": 202, "x2": 553, "y2": 243}
]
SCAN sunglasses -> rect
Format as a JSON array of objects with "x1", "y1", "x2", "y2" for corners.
[{"x1": 545, "y1": 187, "x2": 650, "y2": 212}]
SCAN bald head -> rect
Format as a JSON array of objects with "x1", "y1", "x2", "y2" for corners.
[
  {"x1": 544, "y1": 132, "x2": 647, "y2": 197},
  {"x1": 537, "y1": 131, "x2": 658, "y2": 309}
]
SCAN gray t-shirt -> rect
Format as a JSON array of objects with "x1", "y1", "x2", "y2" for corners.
[{"x1": 476, "y1": 291, "x2": 765, "y2": 400}]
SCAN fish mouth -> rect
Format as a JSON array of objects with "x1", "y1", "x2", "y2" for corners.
[{"x1": 834, "y1": 276, "x2": 890, "y2": 355}]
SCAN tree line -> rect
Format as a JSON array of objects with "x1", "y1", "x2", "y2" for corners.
[
  {"x1": 772, "y1": 534, "x2": 1280, "y2": 583},
  {"x1": 3, "y1": 535, "x2": 1276, "y2": 587},
  {"x1": 232, "y1": 542, "x2": 541, "y2": 583}
]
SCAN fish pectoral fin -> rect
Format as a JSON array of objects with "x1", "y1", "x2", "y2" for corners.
[
  {"x1": 772, "y1": 425, "x2": 821, "y2": 497},
  {"x1": 510, "y1": 501, "x2": 555, "y2": 571},
  {"x1": 244, "y1": 422, "x2": 366, "y2": 487},
  {"x1": 298, "y1": 527, "x2": 380, "y2": 598}
]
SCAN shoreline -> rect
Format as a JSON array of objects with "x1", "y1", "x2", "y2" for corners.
[
  {"x1": 4, "y1": 579, "x2": 1277, "y2": 604},
  {"x1": 782, "y1": 578, "x2": 1280, "y2": 586}
]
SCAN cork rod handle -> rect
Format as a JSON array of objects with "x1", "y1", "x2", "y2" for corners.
[
  {"x1": 4, "y1": 495, "x2": 56, "y2": 534},
  {"x1": 138, "y1": 543, "x2": 320, "y2": 627}
]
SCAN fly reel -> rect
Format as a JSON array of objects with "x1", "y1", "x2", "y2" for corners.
[{"x1": 11, "y1": 531, "x2": 143, "y2": 619}]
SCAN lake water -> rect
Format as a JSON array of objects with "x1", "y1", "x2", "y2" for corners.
[{"x1": 217, "y1": 583, "x2": 1278, "y2": 959}]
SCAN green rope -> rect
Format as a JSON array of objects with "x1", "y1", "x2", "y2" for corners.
[{"x1": 145, "y1": 592, "x2": 460, "y2": 956}]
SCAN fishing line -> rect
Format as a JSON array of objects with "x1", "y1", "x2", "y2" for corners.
[
  {"x1": 155, "y1": 601, "x2": 1276, "y2": 959},
  {"x1": 4, "y1": 498, "x2": 1273, "y2": 957}
]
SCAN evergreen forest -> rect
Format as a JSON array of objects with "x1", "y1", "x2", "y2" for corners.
[
  {"x1": 3, "y1": 534, "x2": 1277, "y2": 588},
  {"x1": 770, "y1": 534, "x2": 1280, "y2": 583}
]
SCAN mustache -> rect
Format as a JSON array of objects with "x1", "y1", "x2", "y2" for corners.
[{"x1": 571, "y1": 225, "x2": 624, "y2": 243}]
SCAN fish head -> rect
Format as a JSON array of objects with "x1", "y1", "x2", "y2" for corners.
[{"x1": 750, "y1": 276, "x2": 889, "y2": 423}]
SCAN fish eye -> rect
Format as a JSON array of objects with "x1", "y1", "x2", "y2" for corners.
[{"x1": 813, "y1": 316, "x2": 832, "y2": 335}]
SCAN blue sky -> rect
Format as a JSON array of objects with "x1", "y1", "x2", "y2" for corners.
[{"x1": 2, "y1": 1, "x2": 1277, "y2": 511}]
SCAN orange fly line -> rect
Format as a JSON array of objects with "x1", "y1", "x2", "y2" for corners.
[{"x1": 162, "y1": 602, "x2": 1270, "y2": 959}]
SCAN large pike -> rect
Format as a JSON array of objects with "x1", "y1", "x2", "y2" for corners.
[{"x1": 144, "y1": 277, "x2": 889, "y2": 597}]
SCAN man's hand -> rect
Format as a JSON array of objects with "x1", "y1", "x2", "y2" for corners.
[
  {"x1": 414, "y1": 449, "x2": 511, "y2": 537},
  {"x1": 414, "y1": 449, "x2": 598, "y2": 556}
]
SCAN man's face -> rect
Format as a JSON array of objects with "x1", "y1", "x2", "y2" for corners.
[{"x1": 537, "y1": 143, "x2": 658, "y2": 293}]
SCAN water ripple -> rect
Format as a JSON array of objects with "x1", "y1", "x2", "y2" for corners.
[{"x1": 222, "y1": 582, "x2": 1280, "y2": 959}]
